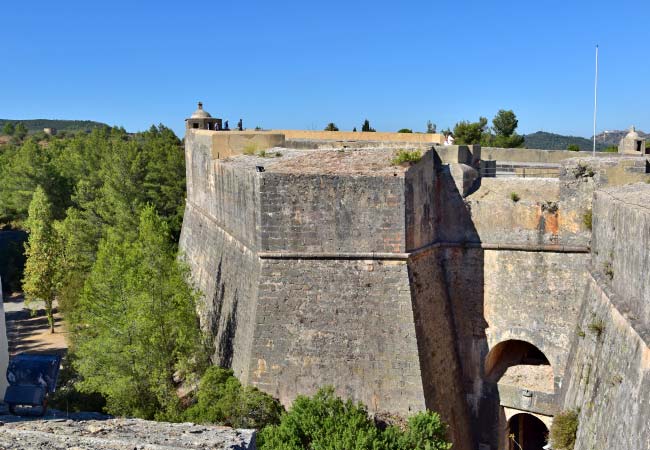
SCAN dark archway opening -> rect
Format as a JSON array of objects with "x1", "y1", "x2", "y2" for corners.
[
  {"x1": 485, "y1": 340, "x2": 553, "y2": 393},
  {"x1": 507, "y1": 413, "x2": 548, "y2": 450}
]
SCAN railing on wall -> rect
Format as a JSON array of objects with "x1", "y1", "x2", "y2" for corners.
[{"x1": 480, "y1": 163, "x2": 560, "y2": 178}]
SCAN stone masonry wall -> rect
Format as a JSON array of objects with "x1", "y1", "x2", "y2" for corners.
[
  {"x1": 562, "y1": 273, "x2": 650, "y2": 450},
  {"x1": 592, "y1": 184, "x2": 650, "y2": 325},
  {"x1": 179, "y1": 203, "x2": 260, "y2": 382},
  {"x1": 249, "y1": 258, "x2": 425, "y2": 416},
  {"x1": 259, "y1": 173, "x2": 405, "y2": 253},
  {"x1": 185, "y1": 131, "x2": 260, "y2": 250},
  {"x1": 561, "y1": 183, "x2": 650, "y2": 450}
]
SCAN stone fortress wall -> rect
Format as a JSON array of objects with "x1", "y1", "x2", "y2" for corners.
[{"x1": 179, "y1": 125, "x2": 650, "y2": 450}]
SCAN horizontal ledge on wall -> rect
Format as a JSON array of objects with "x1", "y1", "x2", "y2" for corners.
[{"x1": 258, "y1": 242, "x2": 590, "y2": 260}]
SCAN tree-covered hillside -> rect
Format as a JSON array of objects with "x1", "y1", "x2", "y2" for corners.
[
  {"x1": 523, "y1": 131, "x2": 606, "y2": 151},
  {"x1": 0, "y1": 119, "x2": 109, "y2": 134}
]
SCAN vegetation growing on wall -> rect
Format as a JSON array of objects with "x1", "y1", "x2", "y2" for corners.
[
  {"x1": 549, "y1": 409, "x2": 579, "y2": 450},
  {"x1": 391, "y1": 149, "x2": 422, "y2": 165}
]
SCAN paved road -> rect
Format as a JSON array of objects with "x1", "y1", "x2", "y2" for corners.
[{"x1": 3, "y1": 294, "x2": 67, "y2": 357}]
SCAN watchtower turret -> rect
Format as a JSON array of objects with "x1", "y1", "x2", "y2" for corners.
[
  {"x1": 185, "y1": 102, "x2": 223, "y2": 131},
  {"x1": 618, "y1": 126, "x2": 647, "y2": 155}
]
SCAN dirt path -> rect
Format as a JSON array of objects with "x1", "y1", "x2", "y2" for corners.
[{"x1": 4, "y1": 293, "x2": 68, "y2": 356}]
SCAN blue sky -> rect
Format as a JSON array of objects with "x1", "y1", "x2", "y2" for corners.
[{"x1": 1, "y1": 0, "x2": 648, "y2": 138}]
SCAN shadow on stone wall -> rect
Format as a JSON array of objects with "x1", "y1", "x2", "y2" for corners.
[
  {"x1": 406, "y1": 154, "x2": 490, "y2": 450},
  {"x1": 203, "y1": 258, "x2": 239, "y2": 369}
]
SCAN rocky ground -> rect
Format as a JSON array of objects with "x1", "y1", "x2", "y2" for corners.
[{"x1": 0, "y1": 412, "x2": 256, "y2": 449}]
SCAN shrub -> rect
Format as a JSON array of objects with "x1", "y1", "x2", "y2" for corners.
[
  {"x1": 324, "y1": 123, "x2": 339, "y2": 131},
  {"x1": 567, "y1": 144, "x2": 580, "y2": 152},
  {"x1": 48, "y1": 353, "x2": 107, "y2": 414},
  {"x1": 258, "y1": 387, "x2": 452, "y2": 450},
  {"x1": 588, "y1": 317, "x2": 604, "y2": 337},
  {"x1": 397, "y1": 128, "x2": 413, "y2": 133},
  {"x1": 391, "y1": 149, "x2": 422, "y2": 166},
  {"x1": 183, "y1": 367, "x2": 283, "y2": 429},
  {"x1": 510, "y1": 192, "x2": 520, "y2": 202},
  {"x1": 243, "y1": 144, "x2": 258, "y2": 155},
  {"x1": 257, "y1": 149, "x2": 267, "y2": 158},
  {"x1": 582, "y1": 209, "x2": 592, "y2": 230},
  {"x1": 549, "y1": 409, "x2": 579, "y2": 450},
  {"x1": 573, "y1": 163, "x2": 594, "y2": 179}
]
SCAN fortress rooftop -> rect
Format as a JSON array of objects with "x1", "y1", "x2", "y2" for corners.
[{"x1": 222, "y1": 147, "x2": 419, "y2": 176}]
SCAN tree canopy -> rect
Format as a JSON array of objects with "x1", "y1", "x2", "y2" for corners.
[
  {"x1": 361, "y1": 119, "x2": 375, "y2": 132},
  {"x1": 73, "y1": 206, "x2": 204, "y2": 419},
  {"x1": 453, "y1": 117, "x2": 488, "y2": 145}
]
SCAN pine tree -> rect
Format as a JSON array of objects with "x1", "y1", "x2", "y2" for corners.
[
  {"x1": 73, "y1": 206, "x2": 203, "y2": 419},
  {"x1": 23, "y1": 186, "x2": 60, "y2": 333}
]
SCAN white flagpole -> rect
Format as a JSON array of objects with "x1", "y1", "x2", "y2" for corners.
[{"x1": 593, "y1": 45, "x2": 599, "y2": 157}]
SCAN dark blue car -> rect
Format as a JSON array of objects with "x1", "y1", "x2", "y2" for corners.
[{"x1": 4, "y1": 354, "x2": 61, "y2": 416}]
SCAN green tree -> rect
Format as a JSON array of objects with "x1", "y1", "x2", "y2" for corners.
[
  {"x1": 184, "y1": 367, "x2": 283, "y2": 428},
  {"x1": 324, "y1": 123, "x2": 339, "y2": 131},
  {"x1": 488, "y1": 110, "x2": 525, "y2": 148},
  {"x1": 73, "y1": 206, "x2": 203, "y2": 419},
  {"x1": 453, "y1": 117, "x2": 488, "y2": 144},
  {"x1": 567, "y1": 144, "x2": 580, "y2": 152},
  {"x1": 2, "y1": 122, "x2": 15, "y2": 136},
  {"x1": 361, "y1": 119, "x2": 375, "y2": 132},
  {"x1": 22, "y1": 187, "x2": 60, "y2": 333},
  {"x1": 426, "y1": 121, "x2": 437, "y2": 133},
  {"x1": 258, "y1": 387, "x2": 452, "y2": 450},
  {"x1": 15, "y1": 123, "x2": 28, "y2": 140},
  {"x1": 492, "y1": 109, "x2": 518, "y2": 137},
  {"x1": 0, "y1": 139, "x2": 71, "y2": 224},
  {"x1": 398, "y1": 128, "x2": 413, "y2": 133}
]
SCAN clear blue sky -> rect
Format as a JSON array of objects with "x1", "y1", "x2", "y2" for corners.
[{"x1": 1, "y1": 0, "x2": 648, "y2": 138}]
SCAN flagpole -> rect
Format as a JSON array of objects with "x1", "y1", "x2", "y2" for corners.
[{"x1": 593, "y1": 45, "x2": 599, "y2": 157}]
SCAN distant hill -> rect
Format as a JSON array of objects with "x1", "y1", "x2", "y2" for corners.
[
  {"x1": 595, "y1": 129, "x2": 649, "y2": 147},
  {"x1": 0, "y1": 119, "x2": 109, "y2": 134},
  {"x1": 523, "y1": 131, "x2": 606, "y2": 151}
]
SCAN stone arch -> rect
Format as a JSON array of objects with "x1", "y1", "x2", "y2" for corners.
[
  {"x1": 506, "y1": 413, "x2": 549, "y2": 450},
  {"x1": 485, "y1": 339, "x2": 553, "y2": 394},
  {"x1": 486, "y1": 327, "x2": 561, "y2": 378}
]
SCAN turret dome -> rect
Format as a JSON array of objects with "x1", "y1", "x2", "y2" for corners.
[{"x1": 191, "y1": 102, "x2": 212, "y2": 119}]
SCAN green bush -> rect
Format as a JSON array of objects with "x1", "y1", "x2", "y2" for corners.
[
  {"x1": 567, "y1": 144, "x2": 580, "y2": 152},
  {"x1": 391, "y1": 149, "x2": 422, "y2": 166},
  {"x1": 258, "y1": 387, "x2": 451, "y2": 450},
  {"x1": 549, "y1": 409, "x2": 579, "y2": 450},
  {"x1": 397, "y1": 128, "x2": 413, "y2": 133},
  {"x1": 48, "y1": 353, "x2": 107, "y2": 414},
  {"x1": 510, "y1": 192, "x2": 520, "y2": 202},
  {"x1": 184, "y1": 367, "x2": 283, "y2": 428}
]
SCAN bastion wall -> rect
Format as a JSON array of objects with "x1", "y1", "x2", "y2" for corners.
[
  {"x1": 561, "y1": 183, "x2": 650, "y2": 450},
  {"x1": 179, "y1": 129, "x2": 650, "y2": 450}
]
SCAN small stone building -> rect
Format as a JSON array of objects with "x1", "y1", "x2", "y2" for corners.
[
  {"x1": 185, "y1": 102, "x2": 222, "y2": 131},
  {"x1": 618, "y1": 126, "x2": 647, "y2": 155}
]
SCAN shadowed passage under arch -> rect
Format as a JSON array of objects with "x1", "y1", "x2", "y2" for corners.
[
  {"x1": 507, "y1": 413, "x2": 548, "y2": 450},
  {"x1": 485, "y1": 339, "x2": 553, "y2": 394}
]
